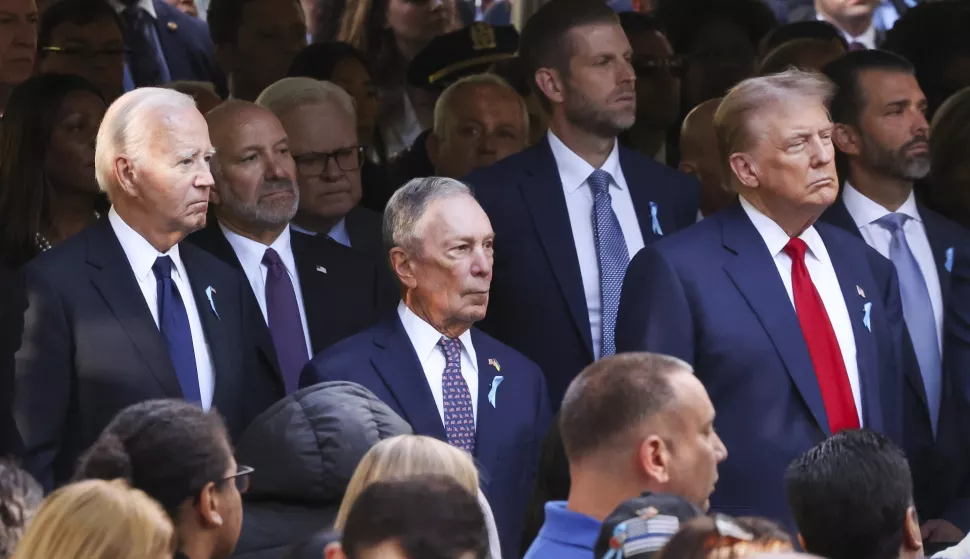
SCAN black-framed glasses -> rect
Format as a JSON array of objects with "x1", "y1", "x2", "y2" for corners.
[
  {"x1": 221, "y1": 465, "x2": 254, "y2": 494},
  {"x1": 292, "y1": 145, "x2": 365, "y2": 176},
  {"x1": 41, "y1": 45, "x2": 130, "y2": 61}
]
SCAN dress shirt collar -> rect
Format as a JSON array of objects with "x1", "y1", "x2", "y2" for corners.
[
  {"x1": 817, "y1": 12, "x2": 876, "y2": 49},
  {"x1": 328, "y1": 217, "x2": 351, "y2": 246},
  {"x1": 842, "y1": 181, "x2": 921, "y2": 228},
  {"x1": 289, "y1": 222, "x2": 318, "y2": 236},
  {"x1": 537, "y1": 502, "x2": 602, "y2": 549},
  {"x1": 397, "y1": 301, "x2": 478, "y2": 373},
  {"x1": 108, "y1": 206, "x2": 186, "y2": 282},
  {"x1": 739, "y1": 196, "x2": 829, "y2": 263},
  {"x1": 220, "y1": 222, "x2": 295, "y2": 276},
  {"x1": 547, "y1": 130, "x2": 624, "y2": 194},
  {"x1": 107, "y1": 0, "x2": 157, "y2": 18}
]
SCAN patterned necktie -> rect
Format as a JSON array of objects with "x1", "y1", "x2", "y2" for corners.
[
  {"x1": 121, "y1": 1, "x2": 167, "y2": 86},
  {"x1": 848, "y1": 41, "x2": 867, "y2": 51},
  {"x1": 152, "y1": 256, "x2": 202, "y2": 403},
  {"x1": 263, "y1": 248, "x2": 310, "y2": 394},
  {"x1": 783, "y1": 238, "x2": 859, "y2": 433},
  {"x1": 438, "y1": 337, "x2": 476, "y2": 453},
  {"x1": 589, "y1": 169, "x2": 630, "y2": 358},
  {"x1": 876, "y1": 213, "x2": 942, "y2": 434}
]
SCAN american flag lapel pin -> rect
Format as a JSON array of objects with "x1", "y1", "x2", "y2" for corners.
[{"x1": 488, "y1": 358, "x2": 500, "y2": 372}]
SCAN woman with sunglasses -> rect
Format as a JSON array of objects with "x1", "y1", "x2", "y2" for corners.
[{"x1": 73, "y1": 400, "x2": 253, "y2": 559}]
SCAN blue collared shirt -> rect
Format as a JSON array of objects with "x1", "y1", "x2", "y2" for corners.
[{"x1": 523, "y1": 502, "x2": 602, "y2": 559}]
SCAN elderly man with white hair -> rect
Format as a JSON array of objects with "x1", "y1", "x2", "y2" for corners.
[
  {"x1": 13, "y1": 87, "x2": 278, "y2": 491},
  {"x1": 300, "y1": 177, "x2": 552, "y2": 559},
  {"x1": 615, "y1": 68, "x2": 911, "y2": 534},
  {"x1": 256, "y1": 77, "x2": 384, "y2": 260}
]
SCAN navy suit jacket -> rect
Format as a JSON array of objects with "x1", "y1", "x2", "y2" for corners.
[
  {"x1": 615, "y1": 203, "x2": 909, "y2": 533},
  {"x1": 14, "y1": 219, "x2": 277, "y2": 490},
  {"x1": 299, "y1": 313, "x2": 552, "y2": 559},
  {"x1": 821, "y1": 198, "x2": 970, "y2": 530},
  {"x1": 464, "y1": 136, "x2": 700, "y2": 407},
  {"x1": 146, "y1": 0, "x2": 224, "y2": 88}
]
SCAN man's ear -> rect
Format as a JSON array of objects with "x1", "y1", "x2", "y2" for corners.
[
  {"x1": 678, "y1": 161, "x2": 698, "y2": 178},
  {"x1": 728, "y1": 152, "x2": 759, "y2": 189},
  {"x1": 638, "y1": 435, "x2": 670, "y2": 485},
  {"x1": 832, "y1": 123, "x2": 862, "y2": 157},
  {"x1": 389, "y1": 247, "x2": 417, "y2": 290},
  {"x1": 196, "y1": 481, "x2": 225, "y2": 529},
  {"x1": 534, "y1": 68, "x2": 566, "y2": 107},
  {"x1": 904, "y1": 506, "x2": 923, "y2": 552},
  {"x1": 114, "y1": 156, "x2": 140, "y2": 198},
  {"x1": 324, "y1": 542, "x2": 348, "y2": 559}
]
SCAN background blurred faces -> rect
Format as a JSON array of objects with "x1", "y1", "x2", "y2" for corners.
[
  {"x1": 45, "y1": 90, "x2": 106, "y2": 195},
  {"x1": 38, "y1": 14, "x2": 125, "y2": 101},
  {"x1": 329, "y1": 56, "x2": 379, "y2": 147},
  {"x1": 0, "y1": 0, "x2": 38, "y2": 88}
]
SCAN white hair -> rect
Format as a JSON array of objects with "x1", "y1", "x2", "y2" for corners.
[
  {"x1": 255, "y1": 77, "x2": 356, "y2": 123},
  {"x1": 95, "y1": 87, "x2": 198, "y2": 195},
  {"x1": 383, "y1": 177, "x2": 474, "y2": 254},
  {"x1": 433, "y1": 74, "x2": 529, "y2": 139}
]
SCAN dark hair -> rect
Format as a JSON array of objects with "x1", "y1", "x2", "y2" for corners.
[
  {"x1": 618, "y1": 11, "x2": 663, "y2": 37},
  {"x1": 925, "y1": 86, "x2": 970, "y2": 227},
  {"x1": 519, "y1": 0, "x2": 618, "y2": 92},
  {"x1": 823, "y1": 49, "x2": 915, "y2": 127},
  {"x1": 759, "y1": 21, "x2": 848, "y2": 57},
  {"x1": 655, "y1": 515, "x2": 792, "y2": 559},
  {"x1": 0, "y1": 459, "x2": 43, "y2": 558},
  {"x1": 74, "y1": 400, "x2": 233, "y2": 522},
  {"x1": 37, "y1": 0, "x2": 123, "y2": 55},
  {"x1": 520, "y1": 415, "x2": 570, "y2": 555},
  {"x1": 559, "y1": 352, "x2": 689, "y2": 463},
  {"x1": 654, "y1": 0, "x2": 777, "y2": 56},
  {"x1": 207, "y1": 0, "x2": 301, "y2": 46},
  {"x1": 341, "y1": 475, "x2": 488, "y2": 559},
  {"x1": 785, "y1": 429, "x2": 913, "y2": 559},
  {"x1": 288, "y1": 41, "x2": 371, "y2": 81},
  {"x1": 0, "y1": 73, "x2": 105, "y2": 269},
  {"x1": 489, "y1": 56, "x2": 532, "y2": 97}
]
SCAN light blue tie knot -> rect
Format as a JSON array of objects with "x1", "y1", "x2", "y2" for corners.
[{"x1": 876, "y1": 212, "x2": 908, "y2": 233}]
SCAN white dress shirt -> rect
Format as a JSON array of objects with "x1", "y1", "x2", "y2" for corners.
[
  {"x1": 108, "y1": 207, "x2": 215, "y2": 410},
  {"x1": 740, "y1": 197, "x2": 863, "y2": 424},
  {"x1": 397, "y1": 301, "x2": 479, "y2": 424},
  {"x1": 220, "y1": 223, "x2": 314, "y2": 358},
  {"x1": 548, "y1": 130, "x2": 645, "y2": 360},
  {"x1": 817, "y1": 13, "x2": 878, "y2": 49},
  {"x1": 842, "y1": 183, "x2": 944, "y2": 352}
]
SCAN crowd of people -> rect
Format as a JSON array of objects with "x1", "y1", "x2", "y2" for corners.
[{"x1": 2, "y1": 0, "x2": 970, "y2": 557}]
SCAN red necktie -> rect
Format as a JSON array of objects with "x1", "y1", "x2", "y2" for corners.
[{"x1": 784, "y1": 238, "x2": 860, "y2": 433}]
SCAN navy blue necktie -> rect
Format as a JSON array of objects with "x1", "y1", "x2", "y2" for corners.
[
  {"x1": 121, "y1": 1, "x2": 167, "y2": 86},
  {"x1": 589, "y1": 169, "x2": 630, "y2": 357},
  {"x1": 152, "y1": 256, "x2": 201, "y2": 404},
  {"x1": 263, "y1": 248, "x2": 309, "y2": 394}
]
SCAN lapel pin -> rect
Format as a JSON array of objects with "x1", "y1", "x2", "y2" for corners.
[
  {"x1": 649, "y1": 201, "x2": 663, "y2": 236},
  {"x1": 488, "y1": 358, "x2": 500, "y2": 372},
  {"x1": 862, "y1": 302, "x2": 872, "y2": 332},
  {"x1": 946, "y1": 247, "x2": 954, "y2": 273},
  {"x1": 487, "y1": 376, "x2": 504, "y2": 409},
  {"x1": 205, "y1": 286, "x2": 220, "y2": 320},
  {"x1": 167, "y1": 21, "x2": 178, "y2": 31},
  {"x1": 856, "y1": 285, "x2": 866, "y2": 298},
  {"x1": 316, "y1": 265, "x2": 327, "y2": 274}
]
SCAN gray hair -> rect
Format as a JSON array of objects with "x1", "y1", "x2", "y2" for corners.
[
  {"x1": 0, "y1": 459, "x2": 43, "y2": 558},
  {"x1": 383, "y1": 177, "x2": 473, "y2": 254},
  {"x1": 255, "y1": 77, "x2": 356, "y2": 122},
  {"x1": 433, "y1": 74, "x2": 529, "y2": 139},
  {"x1": 95, "y1": 87, "x2": 198, "y2": 196}
]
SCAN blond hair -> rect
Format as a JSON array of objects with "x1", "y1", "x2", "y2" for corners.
[
  {"x1": 715, "y1": 69, "x2": 835, "y2": 189},
  {"x1": 13, "y1": 479, "x2": 173, "y2": 559},
  {"x1": 334, "y1": 435, "x2": 480, "y2": 530}
]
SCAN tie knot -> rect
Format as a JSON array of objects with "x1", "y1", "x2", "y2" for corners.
[
  {"x1": 876, "y1": 212, "x2": 909, "y2": 234},
  {"x1": 438, "y1": 337, "x2": 462, "y2": 355},
  {"x1": 152, "y1": 256, "x2": 173, "y2": 280},
  {"x1": 262, "y1": 248, "x2": 286, "y2": 277},
  {"x1": 588, "y1": 169, "x2": 613, "y2": 196},
  {"x1": 783, "y1": 238, "x2": 808, "y2": 262}
]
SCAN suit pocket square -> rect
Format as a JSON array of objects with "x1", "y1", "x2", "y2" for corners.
[
  {"x1": 488, "y1": 376, "x2": 504, "y2": 408},
  {"x1": 862, "y1": 302, "x2": 872, "y2": 332}
]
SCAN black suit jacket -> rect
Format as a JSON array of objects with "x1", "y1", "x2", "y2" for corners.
[
  {"x1": 0, "y1": 266, "x2": 24, "y2": 457},
  {"x1": 785, "y1": 4, "x2": 887, "y2": 46},
  {"x1": 149, "y1": 0, "x2": 226, "y2": 90},
  {"x1": 344, "y1": 206, "x2": 385, "y2": 260},
  {"x1": 14, "y1": 218, "x2": 276, "y2": 490}
]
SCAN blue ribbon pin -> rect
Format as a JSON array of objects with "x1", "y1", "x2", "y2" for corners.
[
  {"x1": 205, "y1": 286, "x2": 220, "y2": 320},
  {"x1": 487, "y1": 376, "x2": 504, "y2": 408},
  {"x1": 862, "y1": 302, "x2": 872, "y2": 332},
  {"x1": 649, "y1": 201, "x2": 663, "y2": 236},
  {"x1": 945, "y1": 247, "x2": 954, "y2": 273}
]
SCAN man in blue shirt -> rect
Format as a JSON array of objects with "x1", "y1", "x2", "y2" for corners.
[{"x1": 524, "y1": 352, "x2": 727, "y2": 559}]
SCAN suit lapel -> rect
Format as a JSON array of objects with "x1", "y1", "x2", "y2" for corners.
[
  {"x1": 820, "y1": 197, "x2": 864, "y2": 241},
  {"x1": 920, "y1": 205, "x2": 953, "y2": 308},
  {"x1": 619, "y1": 148, "x2": 663, "y2": 245},
  {"x1": 371, "y1": 316, "x2": 447, "y2": 440},
  {"x1": 472, "y1": 330, "x2": 502, "y2": 475},
  {"x1": 86, "y1": 220, "x2": 182, "y2": 397},
  {"x1": 719, "y1": 205, "x2": 830, "y2": 435},
  {"x1": 518, "y1": 139, "x2": 593, "y2": 357},
  {"x1": 290, "y1": 232, "x2": 339, "y2": 354}
]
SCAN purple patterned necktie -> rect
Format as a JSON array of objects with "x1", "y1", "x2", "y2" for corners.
[
  {"x1": 438, "y1": 337, "x2": 476, "y2": 453},
  {"x1": 849, "y1": 41, "x2": 867, "y2": 51},
  {"x1": 263, "y1": 248, "x2": 309, "y2": 394}
]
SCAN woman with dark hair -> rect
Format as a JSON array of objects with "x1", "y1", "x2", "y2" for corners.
[
  {"x1": 925, "y1": 86, "x2": 970, "y2": 228},
  {"x1": 74, "y1": 400, "x2": 250, "y2": 559},
  {"x1": 0, "y1": 73, "x2": 106, "y2": 269}
]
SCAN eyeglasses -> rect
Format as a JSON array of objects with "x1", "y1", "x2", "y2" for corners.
[
  {"x1": 220, "y1": 465, "x2": 254, "y2": 494},
  {"x1": 292, "y1": 145, "x2": 365, "y2": 176},
  {"x1": 41, "y1": 45, "x2": 130, "y2": 61},
  {"x1": 632, "y1": 55, "x2": 685, "y2": 77}
]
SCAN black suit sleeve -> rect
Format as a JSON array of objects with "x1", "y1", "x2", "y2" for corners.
[
  {"x1": 0, "y1": 268, "x2": 25, "y2": 457},
  {"x1": 14, "y1": 268, "x2": 73, "y2": 491}
]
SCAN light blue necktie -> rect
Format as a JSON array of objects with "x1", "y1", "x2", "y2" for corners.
[
  {"x1": 589, "y1": 169, "x2": 630, "y2": 357},
  {"x1": 876, "y1": 212, "x2": 942, "y2": 435}
]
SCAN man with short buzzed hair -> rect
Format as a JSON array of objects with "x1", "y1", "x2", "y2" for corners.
[{"x1": 678, "y1": 98, "x2": 735, "y2": 221}]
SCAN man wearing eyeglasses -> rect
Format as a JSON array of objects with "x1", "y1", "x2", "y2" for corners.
[{"x1": 256, "y1": 77, "x2": 386, "y2": 261}]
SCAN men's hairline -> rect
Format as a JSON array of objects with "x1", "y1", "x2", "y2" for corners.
[
  {"x1": 434, "y1": 79, "x2": 530, "y2": 140},
  {"x1": 394, "y1": 190, "x2": 476, "y2": 254}
]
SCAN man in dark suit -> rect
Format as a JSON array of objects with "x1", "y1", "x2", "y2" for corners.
[
  {"x1": 188, "y1": 100, "x2": 394, "y2": 395},
  {"x1": 819, "y1": 51, "x2": 970, "y2": 543},
  {"x1": 300, "y1": 177, "x2": 552, "y2": 559},
  {"x1": 464, "y1": 0, "x2": 699, "y2": 408},
  {"x1": 106, "y1": 0, "x2": 223, "y2": 89},
  {"x1": 256, "y1": 78, "x2": 385, "y2": 260},
  {"x1": 786, "y1": 0, "x2": 885, "y2": 49},
  {"x1": 14, "y1": 88, "x2": 277, "y2": 491},
  {"x1": 615, "y1": 69, "x2": 910, "y2": 533}
]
